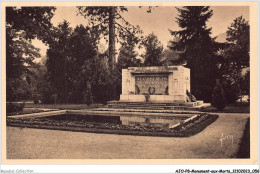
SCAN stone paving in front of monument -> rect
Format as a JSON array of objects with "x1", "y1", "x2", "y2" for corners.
[{"x1": 6, "y1": 113, "x2": 249, "y2": 159}]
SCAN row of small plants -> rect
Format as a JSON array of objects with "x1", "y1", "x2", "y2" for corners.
[
  {"x1": 7, "y1": 113, "x2": 218, "y2": 137},
  {"x1": 172, "y1": 113, "x2": 209, "y2": 131},
  {"x1": 7, "y1": 117, "x2": 174, "y2": 132}
]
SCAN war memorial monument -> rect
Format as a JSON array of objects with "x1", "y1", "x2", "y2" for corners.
[{"x1": 108, "y1": 65, "x2": 209, "y2": 110}]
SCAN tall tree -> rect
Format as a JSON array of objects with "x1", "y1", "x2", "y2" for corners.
[
  {"x1": 6, "y1": 7, "x2": 56, "y2": 101},
  {"x1": 69, "y1": 25, "x2": 98, "y2": 103},
  {"x1": 46, "y1": 22, "x2": 98, "y2": 103},
  {"x1": 227, "y1": 16, "x2": 249, "y2": 46},
  {"x1": 226, "y1": 16, "x2": 249, "y2": 67},
  {"x1": 170, "y1": 6, "x2": 217, "y2": 102},
  {"x1": 77, "y1": 7, "x2": 142, "y2": 70},
  {"x1": 69, "y1": 25, "x2": 98, "y2": 79},
  {"x1": 117, "y1": 32, "x2": 141, "y2": 69},
  {"x1": 108, "y1": 7, "x2": 116, "y2": 70},
  {"x1": 77, "y1": 7, "x2": 157, "y2": 100},
  {"x1": 77, "y1": 7, "x2": 144, "y2": 100},
  {"x1": 142, "y1": 33, "x2": 163, "y2": 66},
  {"x1": 46, "y1": 20, "x2": 72, "y2": 103},
  {"x1": 218, "y1": 16, "x2": 249, "y2": 103}
]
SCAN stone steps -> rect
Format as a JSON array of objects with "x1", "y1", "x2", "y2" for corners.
[
  {"x1": 108, "y1": 104, "x2": 167, "y2": 107},
  {"x1": 109, "y1": 106, "x2": 166, "y2": 110},
  {"x1": 93, "y1": 108, "x2": 203, "y2": 114},
  {"x1": 107, "y1": 100, "x2": 205, "y2": 110},
  {"x1": 110, "y1": 103, "x2": 169, "y2": 107},
  {"x1": 107, "y1": 101, "x2": 210, "y2": 111},
  {"x1": 108, "y1": 100, "x2": 203, "y2": 107}
]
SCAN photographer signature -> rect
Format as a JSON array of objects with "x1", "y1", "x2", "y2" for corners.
[{"x1": 220, "y1": 133, "x2": 233, "y2": 147}]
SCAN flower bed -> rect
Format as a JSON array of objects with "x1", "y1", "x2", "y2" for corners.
[{"x1": 6, "y1": 113, "x2": 218, "y2": 137}]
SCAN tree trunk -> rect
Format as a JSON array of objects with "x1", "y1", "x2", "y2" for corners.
[
  {"x1": 108, "y1": 7, "x2": 116, "y2": 100},
  {"x1": 65, "y1": 53, "x2": 68, "y2": 104},
  {"x1": 109, "y1": 7, "x2": 116, "y2": 71}
]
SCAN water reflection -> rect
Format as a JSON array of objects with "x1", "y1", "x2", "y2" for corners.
[
  {"x1": 120, "y1": 116, "x2": 185, "y2": 128},
  {"x1": 40, "y1": 114, "x2": 187, "y2": 128}
]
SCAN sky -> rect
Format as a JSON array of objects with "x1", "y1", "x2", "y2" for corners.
[{"x1": 32, "y1": 6, "x2": 249, "y2": 60}]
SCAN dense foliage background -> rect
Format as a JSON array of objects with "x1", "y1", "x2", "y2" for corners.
[{"x1": 6, "y1": 6, "x2": 249, "y2": 107}]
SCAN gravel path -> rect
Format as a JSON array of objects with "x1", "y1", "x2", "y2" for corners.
[{"x1": 6, "y1": 113, "x2": 249, "y2": 159}]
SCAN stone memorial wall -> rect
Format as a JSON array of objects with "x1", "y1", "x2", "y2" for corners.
[
  {"x1": 120, "y1": 66, "x2": 190, "y2": 102},
  {"x1": 135, "y1": 75, "x2": 168, "y2": 95}
]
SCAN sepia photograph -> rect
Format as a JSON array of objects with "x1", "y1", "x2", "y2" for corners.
[{"x1": 1, "y1": 1, "x2": 258, "y2": 168}]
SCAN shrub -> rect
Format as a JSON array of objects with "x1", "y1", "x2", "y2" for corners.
[
  {"x1": 224, "y1": 86, "x2": 239, "y2": 104},
  {"x1": 33, "y1": 94, "x2": 40, "y2": 104},
  {"x1": 6, "y1": 101, "x2": 26, "y2": 114},
  {"x1": 212, "y1": 79, "x2": 226, "y2": 110},
  {"x1": 84, "y1": 82, "x2": 93, "y2": 106},
  {"x1": 7, "y1": 78, "x2": 31, "y2": 102},
  {"x1": 38, "y1": 78, "x2": 55, "y2": 104},
  {"x1": 34, "y1": 99, "x2": 39, "y2": 104}
]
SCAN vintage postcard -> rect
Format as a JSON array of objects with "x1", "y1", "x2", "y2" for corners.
[{"x1": 1, "y1": 1, "x2": 258, "y2": 169}]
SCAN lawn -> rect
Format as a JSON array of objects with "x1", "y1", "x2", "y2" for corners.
[
  {"x1": 24, "y1": 102, "x2": 250, "y2": 113},
  {"x1": 201, "y1": 102, "x2": 249, "y2": 113},
  {"x1": 24, "y1": 103, "x2": 104, "y2": 110},
  {"x1": 236, "y1": 118, "x2": 250, "y2": 158},
  {"x1": 7, "y1": 103, "x2": 102, "y2": 116},
  {"x1": 7, "y1": 108, "x2": 55, "y2": 116}
]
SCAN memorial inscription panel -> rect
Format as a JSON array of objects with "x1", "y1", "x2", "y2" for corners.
[{"x1": 135, "y1": 75, "x2": 168, "y2": 95}]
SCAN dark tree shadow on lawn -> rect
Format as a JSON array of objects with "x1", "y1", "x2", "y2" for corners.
[{"x1": 236, "y1": 118, "x2": 250, "y2": 158}]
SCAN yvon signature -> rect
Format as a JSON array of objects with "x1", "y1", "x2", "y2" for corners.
[{"x1": 220, "y1": 134, "x2": 233, "y2": 147}]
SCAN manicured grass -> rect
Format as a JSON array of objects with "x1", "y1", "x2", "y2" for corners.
[
  {"x1": 24, "y1": 102, "x2": 250, "y2": 113},
  {"x1": 201, "y1": 102, "x2": 249, "y2": 113},
  {"x1": 24, "y1": 103, "x2": 104, "y2": 110},
  {"x1": 236, "y1": 118, "x2": 250, "y2": 158},
  {"x1": 7, "y1": 108, "x2": 54, "y2": 116}
]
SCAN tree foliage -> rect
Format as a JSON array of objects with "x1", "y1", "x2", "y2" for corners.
[
  {"x1": 212, "y1": 79, "x2": 226, "y2": 110},
  {"x1": 45, "y1": 14, "x2": 142, "y2": 104},
  {"x1": 242, "y1": 70, "x2": 250, "y2": 97},
  {"x1": 46, "y1": 21, "x2": 98, "y2": 103},
  {"x1": 6, "y1": 7, "x2": 56, "y2": 41},
  {"x1": 44, "y1": 20, "x2": 122, "y2": 104},
  {"x1": 227, "y1": 16, "x2": 249, "y2": 68},
  {"x1": 6, "y1": 7, "x2": 56, "y2": 101},
  {"x1": 142, "y1": 33, "x2": 163, "y2": 66},
  {"x1": 77, "y1": 6, "x2": 142, "y2": 43},
  {"x1": 227, "y1": 16, "x2": 249, "y2": 46},
  {"x1": 77, "y1": 6, "x2": 147, "y2": 100},
  {"x1": 218, "y1": 16, "x2": 249, "y2": 103},
  {"x1": 170, "y1": 6, "x2": 217, "y2": 102},
  {"x1": 46, "y1": 21, "x2": 72, "y2": 103},
  {"x1": 77, "y1": 7, "x2": 143, "y2": 70},
  {"x1": 117, "y1": 32, "x2": 142, "y2": 69}
]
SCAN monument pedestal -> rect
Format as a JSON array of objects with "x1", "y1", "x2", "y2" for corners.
[{"x1": 120, "y1": 94, "x2": 185, "y2": 102}]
